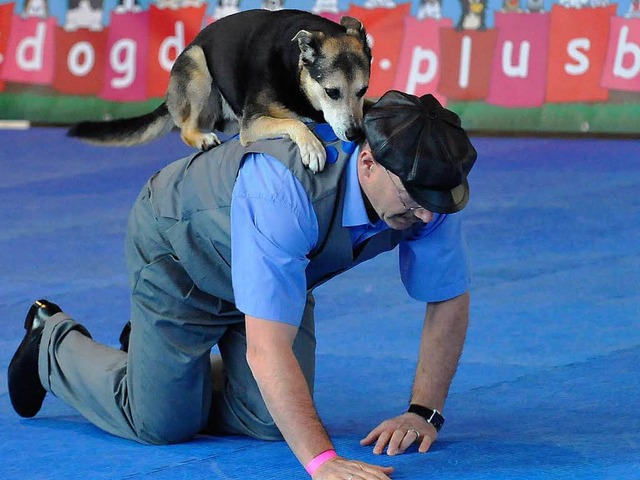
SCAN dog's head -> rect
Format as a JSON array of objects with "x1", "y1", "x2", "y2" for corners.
[{"x1": 293, "y1": 16, "x2": 372, "y2": 142}]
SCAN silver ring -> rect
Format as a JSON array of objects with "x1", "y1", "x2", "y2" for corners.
[
  {"x1": 407, "y1": 428, "x2": 420, "y2": 442},
  {"x1": 347, "y1": 475, "x2": 354, "y2": 480}
]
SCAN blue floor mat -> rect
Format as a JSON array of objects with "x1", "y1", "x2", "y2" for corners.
[{"x1": 1, "y1": 128, "x2": 638, "y2": 479}]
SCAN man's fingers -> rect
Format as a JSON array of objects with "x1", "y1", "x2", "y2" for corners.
[
  {"x1": 386, "y1": 428, "x2": 417, "y2": 455},
  {"x1": 399, "y1": 429, "x2": 420, "y2": 453},
  {"x1": 360, "y1": 426, "x2": 383, "y2": 446},
  {"x1": 418, "y1": 433, "x2": 435, "y2": 453},
  {"x1": 318, "y1": 459, "x2": 393, "y2": 480},
  {"x1": 356, "y1": 462, "x2": 394, "y2": 479},
  {"x1": 387, "y1": 429, "x2": 405, "y2": 455},
  {"x1": 372, "y1": 430, "x2": 392, "y2": 455}
]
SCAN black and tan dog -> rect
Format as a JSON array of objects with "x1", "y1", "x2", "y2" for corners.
[{"x1": 68, "y1": 9, "x2": 371, "y2": 172}]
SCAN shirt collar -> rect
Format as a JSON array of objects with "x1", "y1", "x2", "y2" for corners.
[{"x1": 343, "y1": 145, "x2": 376, "y2": 228}]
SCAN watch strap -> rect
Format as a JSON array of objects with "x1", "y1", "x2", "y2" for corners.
[{"x1": 407, "y1": 404, "x2": 445, "y2": 432}]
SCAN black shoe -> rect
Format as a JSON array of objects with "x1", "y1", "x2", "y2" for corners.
[
  {"x1": 8, "y1": 299, "x2": 61, "y2": 418},
  {"x1": 119, "y1": 321, "x2": 131, "y2": 352}
]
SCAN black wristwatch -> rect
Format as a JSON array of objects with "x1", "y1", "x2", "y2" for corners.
[{"x1": 407, "y1": 404, "x2": 445, "y2": 432}]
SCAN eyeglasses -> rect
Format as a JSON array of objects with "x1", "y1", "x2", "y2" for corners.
[{"x1": 384, "y1": 167, "x2": 422, "y2": 213}]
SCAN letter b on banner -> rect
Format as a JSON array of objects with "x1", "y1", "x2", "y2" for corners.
[{"x1": 602, "y1": 18, "x2": 640, "y2": 92}]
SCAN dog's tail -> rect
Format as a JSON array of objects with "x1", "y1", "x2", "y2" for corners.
[{"x1": 67, "y1": 103, "x2": 174, "y2": 147}]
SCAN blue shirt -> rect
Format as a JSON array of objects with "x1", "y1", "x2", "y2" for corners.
[{"x1": 231, "y1": 147, "x2": 470, "y2": 326}]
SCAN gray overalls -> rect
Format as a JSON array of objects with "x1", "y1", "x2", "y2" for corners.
[{"x1": 38, "y1": 128, "x2": 403, "y2": 444}]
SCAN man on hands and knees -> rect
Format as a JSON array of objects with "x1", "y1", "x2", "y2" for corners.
[{"x1": 9, "y1": 90, "x2": 477, "y2": 479}]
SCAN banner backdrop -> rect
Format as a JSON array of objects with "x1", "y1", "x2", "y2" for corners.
[
  {"x1": 0, "y1": 2, "x2": 13, "y2": 91},
  {"x1": 348, "y1": 4, "x2": 412, "y2": 97},
  {"x1": 53, "y1": 27, "x2": 109, "y2": 96},
  {"x1": 602, "y1": 16, "x2": 640, "y2": 92},
  {"x1": 486, "y1": 11, "x2": 550, "y2": 107},
  {"x1": 546, "y1": 4, "x2": 617, "y2": 103},
  {"x1": 2, "y1": 15, "x2": 56, "y2": 85},
  {"x1": 0, "y1": 0, "x2": 639, "y2": 134},
  {"x1": 146, "y1": 4, "x2": 206, "y2": 98},
  {"x1": 439, "y1": 28, "x2": 497, "y2": 101},
  {"x1": 393, "y1": 16, "x2": 453, "y2": 104}
]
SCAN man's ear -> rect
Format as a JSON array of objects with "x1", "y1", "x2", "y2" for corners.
[{"x1": 359, "y1": 145, "x2": 376, "y2": 175}]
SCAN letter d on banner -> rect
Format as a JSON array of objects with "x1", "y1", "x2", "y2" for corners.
[
  {"x1": 147, "y1": 4, "x2": 206, "y2": 98},
  {"x1": 1, "y1": 16, "x2": 56, "y2": 85}
]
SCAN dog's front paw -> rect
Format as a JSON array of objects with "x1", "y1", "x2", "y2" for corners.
[
  {"x1": 200, "y1": 133, "x2": 221, "y2": 151},
  {"x1": 182, "y1": 130, "x2": 221, "y2": 151},
  {"x1": 298, "y1": 133, "x2": 326, "y2": 173}
]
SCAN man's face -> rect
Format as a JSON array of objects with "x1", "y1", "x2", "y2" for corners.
[{"x1": 358, "y1": 146, "x2": 434, "y2": 230}]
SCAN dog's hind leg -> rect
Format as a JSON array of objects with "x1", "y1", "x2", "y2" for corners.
[{"x1": 166, "y1": 45, "x2": 221, "y2": 150}]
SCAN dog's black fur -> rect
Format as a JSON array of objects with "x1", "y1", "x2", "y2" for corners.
[{"x1": 69, "y1": 9, "x2": 371, "y2": 172}]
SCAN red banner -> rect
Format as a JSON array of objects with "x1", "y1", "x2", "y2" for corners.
[
  {"x1": 0, "y1": 3, "x2": 15, "y2": 91},
  {"x1": 438, "y1": 28, "x2": 497, "y2": 101},
  {"x1": 100, "y1": 10, "x2": 150, "y2": 101},
  {"x1": 1, "y1": 16, "x2": 56, "y2": 86},
  {"x1": 601, "y1": 17, "x2": 640, "y2": 92},
  {"x1": 53, "y1": 27, "x2": 108, "y2": 96},
  {"x1": 147, "y1": 4, "x2": 206, "y2": 99},
  {"x1": 486, "y1": 12, "x2": 551, "y2": 107},
  {"x1": 348, "y1": 3, "x2": 411, "y2": 97},
  {"x1": 393, "y1": 16, "x2": 452, "y2": 105},
  {"x1": 546, "y1": 5, "x2": 616, "y2": 103},
  {"x1": 316, "y1": 11, "x2": 342, "y2": 23}
]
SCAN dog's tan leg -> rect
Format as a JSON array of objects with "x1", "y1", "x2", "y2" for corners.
[
  {"x1": 240, "y1": 116, "x2": 327, "y2": 173},
  {"x1": 167, "y1": 46, "x2": 221, "y2": 151}
]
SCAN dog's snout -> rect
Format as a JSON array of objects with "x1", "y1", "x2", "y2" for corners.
[{"x1": 345, "y1": 126, "x2": 363, "y2": 141}]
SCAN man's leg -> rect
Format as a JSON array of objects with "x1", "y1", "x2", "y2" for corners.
[
  {"x1": 38, "y1": 312, "x2": 138, "y2": 440},
  {"x1": 36, "y1": 253, "x2": 227, "y2": 444},
  {"x1": 205, "y1": 293, "x2": 316, "y2": 440},
  {"x1": 37, "y1": 295, "x2": 223, "y2": 444}
]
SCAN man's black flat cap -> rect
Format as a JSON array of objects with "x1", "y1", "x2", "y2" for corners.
[{"x1": 363, "y1": 90, "x2": 477, "y2": 214}]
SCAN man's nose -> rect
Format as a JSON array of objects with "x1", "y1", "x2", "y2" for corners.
[{"x1": 414, "y1": 208, "x2": 434, "y2": 223}]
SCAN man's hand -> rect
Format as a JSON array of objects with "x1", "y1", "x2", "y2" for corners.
[
  {"x1": 313, "y1": 457, "x2": 393, "y2": 480},
  {"x1": 360, "y1": 412, "x2": 437, "y2": 455}
]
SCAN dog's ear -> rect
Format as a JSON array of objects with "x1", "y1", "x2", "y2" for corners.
[
  {"x1": 292, "y1": 30, "x2": 324, "y2": 65},
  {"x1": 340, "y1": 16, "x2": 370, "y2": 57},
  {"x1": 340, "y1": 16, "x2": 367, "y2": 42}
]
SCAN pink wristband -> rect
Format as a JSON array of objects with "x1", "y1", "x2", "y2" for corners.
[{"x1": 305, "y1": 449, "x2": 337, "y2": 476}]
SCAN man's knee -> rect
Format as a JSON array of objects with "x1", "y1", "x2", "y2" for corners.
[
  {"x1": 132, "y1": 407, "x2": 207, "y2": 445},
  {"x1": 134, "y1": 420, "x2": 201, "y2": 445}
]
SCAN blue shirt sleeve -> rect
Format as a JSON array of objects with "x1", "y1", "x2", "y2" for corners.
[
  {"x1": 231, "y1": 153, "x2": 319, "y2": 326},
  {"x1": 399, "y1": 213, "x2": 470, "y2": 302}
]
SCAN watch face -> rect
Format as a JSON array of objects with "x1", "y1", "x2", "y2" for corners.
[
  {"x1": 428, "y1": 412, "x2": 444, "y2": 431},
  {"x1": 408, "y1": 404, "x2": 445, "y2": 431}
]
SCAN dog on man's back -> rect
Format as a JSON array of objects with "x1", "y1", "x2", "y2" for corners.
[{"x1": 68, "y1": 9, "x2": 372, "y2": 172}]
